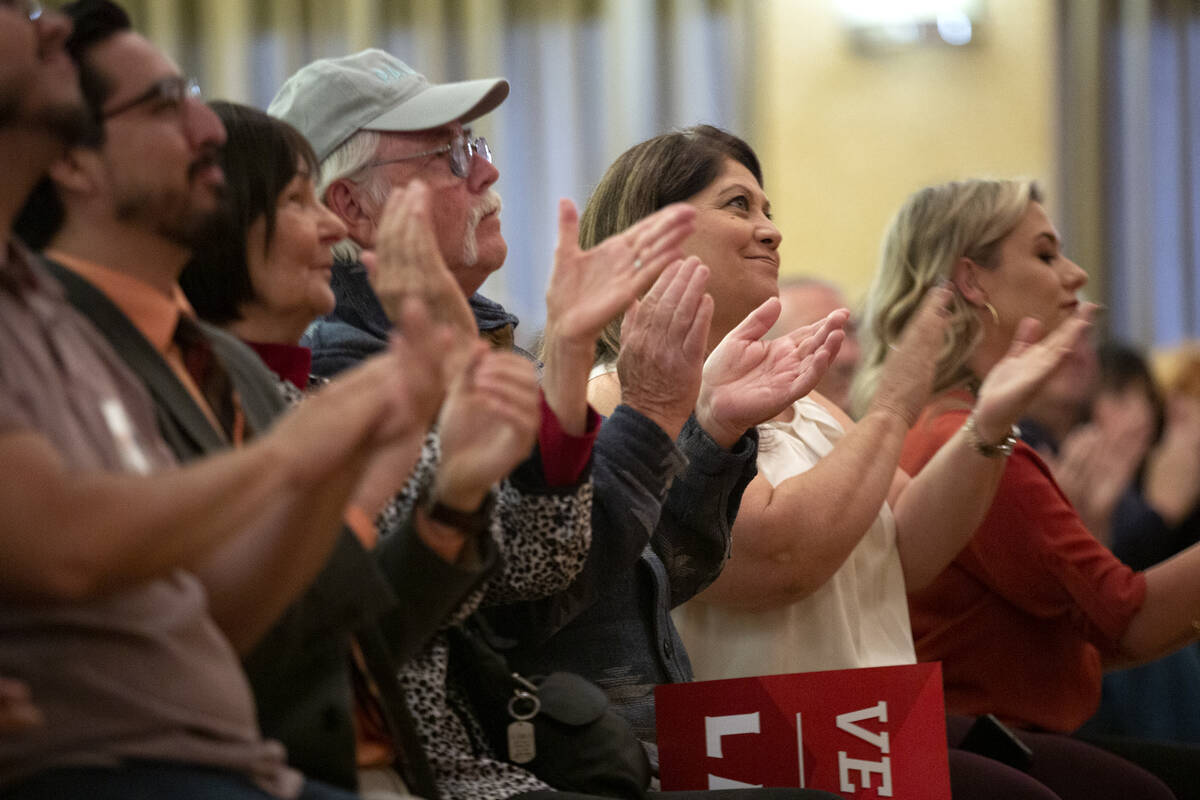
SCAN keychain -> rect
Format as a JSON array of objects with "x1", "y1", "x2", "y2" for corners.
[{"x1": 506, "y1": 673, "x2": 540, "y2": 764}]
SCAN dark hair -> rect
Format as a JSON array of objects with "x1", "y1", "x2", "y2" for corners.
[
  {"x1": 179, "y1": 101, "x2": 318, "y2": 325},
  {"x1": 13, "y1": 0, "x2": 131, "y2": 249},
  {"x1": 1098, "y1": 341, "x2": 1165, "y2": 440},
  {"x1": 577, "y1": 125, "x2": 763, "y2": 363},
  {"x1": 63, "y1": 0, "x2": 133, "y2": 130}
]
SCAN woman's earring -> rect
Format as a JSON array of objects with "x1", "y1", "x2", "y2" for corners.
[{"x1": 983, "y1": 302, "x2": 1000, "y2": 326}]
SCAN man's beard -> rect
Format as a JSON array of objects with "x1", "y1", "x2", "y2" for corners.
[
  {"x1": 112, "y1": 151, "x2": 225, "y2": 249},
  {"x1": 113, "y1": 184, "x2": 223, "y2": 249},
  {"x1": 460, "y1": 190, "x2": 502, "y2": 267}
]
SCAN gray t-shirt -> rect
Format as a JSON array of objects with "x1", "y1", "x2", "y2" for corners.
[{"x1": 0, "y1": 244, "x2": 301, "y2": 797}]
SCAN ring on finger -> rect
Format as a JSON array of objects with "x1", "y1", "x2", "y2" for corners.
[{"x1": 632, "y1": 254, "x2": 644, "y2": 270}]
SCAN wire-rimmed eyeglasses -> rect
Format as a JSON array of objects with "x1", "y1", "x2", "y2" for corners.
[
  {"x1": 365, "y1": 129, "x2": 492, "y2": 179},
  {"x1": 102, "y1": 76, "x2": 202, "y2": 119}
]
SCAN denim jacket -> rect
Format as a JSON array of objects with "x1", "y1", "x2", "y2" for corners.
[{"x1": 486, "y1": 410, "x2": 758, "y2": 755}]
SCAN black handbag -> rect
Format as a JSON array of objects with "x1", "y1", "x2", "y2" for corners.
[{"x1": 447, "y1": 616, "x2": 651, "y2": 799}]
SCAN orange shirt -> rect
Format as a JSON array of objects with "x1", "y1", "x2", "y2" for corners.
[
  {"x1": 46, "y1": 250, "x2": 235, "y2": 442},
  {"x1": 900, "y1": 397, "x2": 1146, "y2": 733}
]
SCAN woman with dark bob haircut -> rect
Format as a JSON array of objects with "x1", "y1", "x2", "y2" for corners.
[
  {"x1": 182, "y1": 102, "x2": 325, "y2": 329},
  {"x1": 563, "y1": 125, "x2": 1167, "y2": 800}
]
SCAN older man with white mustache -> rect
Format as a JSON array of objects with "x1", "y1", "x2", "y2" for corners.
[{"x1": 268, "y1": 50, "x2": 527, "y2": 367}]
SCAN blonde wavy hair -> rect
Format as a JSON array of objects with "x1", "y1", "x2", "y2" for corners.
[{"x1": 851, "y1": 178, "x2": 1043, "y2": 416}]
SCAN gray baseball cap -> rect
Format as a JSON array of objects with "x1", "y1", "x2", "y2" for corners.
[{"x1": 267, "y1": 49, "x2": 509, "y2": 162}]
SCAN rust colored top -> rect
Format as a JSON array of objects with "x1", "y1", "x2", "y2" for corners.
[{"x1": 901, "y1": 395, "x2": 1146, "y2": 733}]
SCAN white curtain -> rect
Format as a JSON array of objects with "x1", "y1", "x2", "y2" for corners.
[
  {"x1": 120, "y1": 0, "x2": 758, "y2": 345},
  {"x1": 1059, "y1": 0, "x2": 1200, "y2": 349}
]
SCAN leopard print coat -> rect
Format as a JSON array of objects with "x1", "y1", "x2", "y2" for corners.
[
  {"x1": 380, "y1": 431, "x2": 593, "y2": 800},
  {"x1": 277, "y1": 376, "x2": 593, "y2": 799}
]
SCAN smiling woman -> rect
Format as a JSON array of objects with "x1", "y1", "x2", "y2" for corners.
[
  {"x1": 584, "y1": 125, "x2": 771, "y2": 367},
  {"x1": 181, "y1": 101, "x2": 345, "y2": 351}
]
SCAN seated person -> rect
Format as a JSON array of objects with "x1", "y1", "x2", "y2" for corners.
[
  {"x1": 0, "y1": 8, "x2": 451, "y2": 800},
  {"x1": 861, "y1": 178, "x2": 1200, "y2": 799},
  {"x1": 13, "y1": 3, "x2": 517, "y2": 794}
]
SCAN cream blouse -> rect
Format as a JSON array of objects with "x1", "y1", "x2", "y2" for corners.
[{"x1": 673, "y1": 396, "x2": 916, "y2": 679}]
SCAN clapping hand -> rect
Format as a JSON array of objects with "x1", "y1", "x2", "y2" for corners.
[
  {"x1": 541, "y1": 200, "x2": 697, "y2": 434},
  {"x1": 435, "y1": 346, "x2": 542, "y2": 512},
  {"x1": 697, "y1": 296, "x2": 848, "y2": 447},
  {"x1": 1042, "y1": 421, "x2": 1146, "y2": 544},
  {"x1": 274, "y1": 297, "x2": 454, "y2": 487},
  {"x1": 347, "y1": 298, "x2": 460, "y2": 518},
  {"x1": 616, "y1": 257, "x2": 714, "y2": 440},
  {"x1": 365, "y1": 180, "x2": 477, "y2": 341},
  {"x1": 972, "y1": 303, "x2": 1096, "y2": 443},
  {"x1": 869, "y1": 286, "x2": 956, "y2": 426},
  {"x1": 544, "y1": 200, "x2": 696, "y2": 346}
]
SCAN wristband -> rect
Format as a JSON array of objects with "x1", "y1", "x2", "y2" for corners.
[
  {"x1": 963, "y1": 413, "x2": 1020, "y2": 458},
  {"x1": 421, "y1": 489, "x2": 495, "y2": 536}
]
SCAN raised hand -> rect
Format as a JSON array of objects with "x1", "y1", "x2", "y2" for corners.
[
  {"x1": 870, "y1": 285, "x2": 956, "y2": 426},
  {"x1": 364, "y1": 179, "x2": 477, "y2": 340},
  {"x1": 697, "y1": 296, "x2": 848, "y2": 448},
  {"x1": 1042, "y1": 422, "x2": 1145, "y2": 544},
  {"x1": 435, "y1": 348, "x2": 542, "y2": 511},
  {"x1": 971, "y1": 303, "x2": 1097, "y2": 443},
  {"x1": 544, "y1": 200, "x2": 696, "y2": 345},
  {"x1": 616, "y1": 257, "x2": 713, "y2": 440},
  {"x1": 541, "y1": 199, "x2": 697, "y2": 434},
  {"x1": 1145, "y1": 394, "x2": 1200, "y2": 526},
  {"x1": 373, "y1": 297, "x2": 459, "y2": 444}
]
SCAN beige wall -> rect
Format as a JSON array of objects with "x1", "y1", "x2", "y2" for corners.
[{"x1": 755, "y1": 0, "x2": 1057, "y2": 308}]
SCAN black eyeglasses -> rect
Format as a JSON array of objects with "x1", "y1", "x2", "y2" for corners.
[
  {"x1": 102, "y1": 75, "x2": 202, "y2": 119},
  {"x1": 365, "y1": 129, "x2": 492, "y2": 179},
  {"x1": 1, "y1": 0, "x2": 41, "y2": 21}
]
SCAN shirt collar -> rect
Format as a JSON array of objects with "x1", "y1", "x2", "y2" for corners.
[{"x1": 45, "y1": 249, "x2": 196, "y2": 354}]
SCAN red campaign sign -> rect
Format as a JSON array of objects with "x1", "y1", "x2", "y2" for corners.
[{"x1": 655, "y1": 663, "x2": 949, "y2": 799}]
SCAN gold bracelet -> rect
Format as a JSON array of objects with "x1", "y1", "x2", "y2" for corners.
[{"x1": 963, "y1": 413, "x2": 1020, "y2": 458}]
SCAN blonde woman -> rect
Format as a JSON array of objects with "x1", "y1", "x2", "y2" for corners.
[{"x1": 859, "y1": 178, "x2": 1200, "y2": 799}]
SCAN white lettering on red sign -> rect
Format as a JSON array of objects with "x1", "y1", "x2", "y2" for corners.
[
  {"x1": 704, "y1": 712, "x2": 764, "y2": 789},
  {"x1": 836, "y1": 701, "x2": 893, "y2": 796}
]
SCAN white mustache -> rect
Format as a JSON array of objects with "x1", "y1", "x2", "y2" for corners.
[{"x1": 467, "y1": 191, "x2": 502, "y2": 228}]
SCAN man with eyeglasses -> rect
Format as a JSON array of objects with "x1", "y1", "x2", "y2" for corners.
[
  {"x1": 0, "y1": 2, "x2": 474, "y2": 799},
  {"x1": 268, "y1": 50, "x2": 521, "y2": 367},
  {"x1": 10, "y1": 2, "x2": 517, "y2": 798}
]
